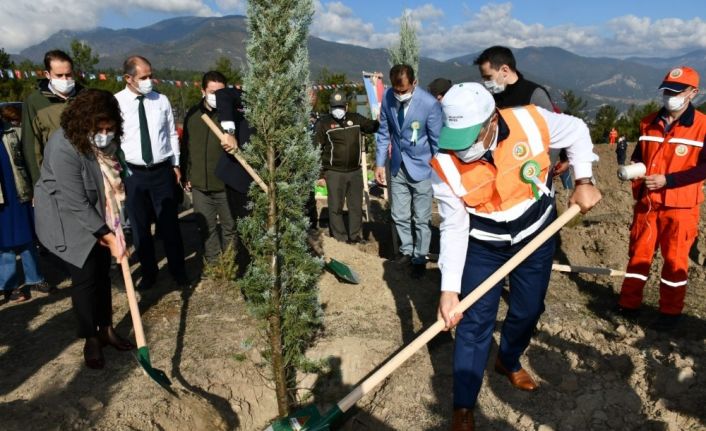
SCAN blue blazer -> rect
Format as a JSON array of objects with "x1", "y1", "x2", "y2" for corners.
[{"x1": 375, "y1": 87, "x2": 442, "y2": 181}]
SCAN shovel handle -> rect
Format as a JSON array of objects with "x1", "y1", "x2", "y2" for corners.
[
  {"x1": 551, "y1": 263, "x2": 625, "y2": 277},
  {"x1": 120, "y1": 257, "x2": 147, "y2": 349},
  {"x1": 337, "y1": 204, "x2": 581, "y2": 412},
  {"x1": 200, "y1": 113, "x2": 269, "y2": 193}
]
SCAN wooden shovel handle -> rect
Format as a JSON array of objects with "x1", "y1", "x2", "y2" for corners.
[
  {"x1": 120, "y1": 257, "x2": 147, "y2": 349},
  {"x1": 337, "y1": 204, "x2": 581, "y2": 412},
  {"x1": 200, "y1": 113, "x2": 269, "y2": 193}
]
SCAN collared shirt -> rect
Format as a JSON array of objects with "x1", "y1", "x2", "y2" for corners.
[
  {"x1": 433, "y1": 106, "x2": 597, "y2": 293},
  {"x1": 115, "y1": 87, "x2": 179, "y2": 166}
]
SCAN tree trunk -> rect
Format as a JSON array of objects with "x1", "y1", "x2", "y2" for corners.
[{"x1": 266, "y1": 143, "x2": 289, "y2": 416}]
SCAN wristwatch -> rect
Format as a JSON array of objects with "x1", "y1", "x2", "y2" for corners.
[
  {"x1": 225, "y1": 128, "x2": 236, "y2": 136},
  {"x1": 574, "y1": 177, "x2": 596, "y2": 186}
]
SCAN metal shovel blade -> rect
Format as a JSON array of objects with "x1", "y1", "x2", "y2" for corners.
[
  {"x1": 325, "y1": 258, "x2": 360, "y2": 284},
  {"x1": 265, "y1": 405, "x2": 343, "y2": 431},
  {"x1": 136, "y1": 346, "x2": 172, "y2": 389}
]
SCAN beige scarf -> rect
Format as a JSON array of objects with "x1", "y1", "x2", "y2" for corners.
[{"x1": 96, "y1": 144, "x2": 127, "y2": 256}]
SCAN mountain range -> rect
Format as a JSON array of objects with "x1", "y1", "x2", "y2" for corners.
[{"x1": 15, "y1": 15, "x2": 706, "y2": 114}]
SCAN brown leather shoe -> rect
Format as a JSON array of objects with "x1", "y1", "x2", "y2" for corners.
[
  {"x1": 494, "y1": 357, "x2": 538, "y2": 391},
  {"x1": 451, "y1": 408, "x2": 474, "y2": 431}
]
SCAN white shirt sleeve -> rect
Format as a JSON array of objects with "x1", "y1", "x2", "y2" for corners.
[
  {"x1": 536, "y1": 107, "x2": 598, "y2": 179},
  {"x1": 163, "y1": 96, "x2": 179, "y2": 166},
  {"x1": 432, "y1": 170, "x2": 469, "y2": 294}
]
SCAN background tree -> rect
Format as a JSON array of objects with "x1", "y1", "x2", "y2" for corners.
[
  {"x1": 70, "y1": 39, "x2": 99, "y2": 74},
  {"x1": 213, "y1": 56, "x2": 243, "y2": 86},
  {"x1": 591, "y1": 104, "x2": 619, "y2": 143},
  {"x1": 0, "y1": 48, "x2": 12, "y2": 69},
  {"x1": 615, "y1": 101, "x2": 660, "y2": 141},
  {"x1": 560, "y1": 90, "x2": 588, "y2": 121},
  {"x1": 388, "y1": 11, "x2": 419, "y2": 77},
  {"x1": 240, "y1": 0, "x2": 322, "y2": 417}
]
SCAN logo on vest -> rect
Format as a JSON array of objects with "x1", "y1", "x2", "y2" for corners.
[
  {"x1": 512, "y1": 142, "x2": 530, "y2": 160},
  {"x1": 675, "y1": 144, "x2": 688, "y2": 156},
  {"x1": 347, "y1": 120, "x2": 353, "y2": 126}
]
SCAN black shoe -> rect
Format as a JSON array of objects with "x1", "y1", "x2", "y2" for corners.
[
  {"x1": 411, "y1": 263, "x2": 426, "y2": 279},
  {"x1": 394, "y1": 254, "x2": 412, "y2": 265},
  {"x1": 30, "y1": 281, "x2": 57, "y2": 294},
  {"x1": 651, "y1": 313, "x2": 682, "y2": 331}
]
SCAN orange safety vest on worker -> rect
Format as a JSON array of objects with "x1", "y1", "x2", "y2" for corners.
[
  {"x1": 619, "y1": 105, "x2": 706, "y2": 315},
  {"x1": 431, "y1": 105, "x2": 554, "y2": 246},
  {"x1": 631, "y1": 110, "x2": 706, "y2": 207}
]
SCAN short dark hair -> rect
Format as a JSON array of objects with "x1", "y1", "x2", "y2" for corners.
[
  {"x1": 123, "y1": 55, "x2": 152, "y2": 76},
  {"x1": 428, "y1": 78, "x2": 452, "y2": 98},
  {"x1": 44, "y1": 50, "x2": 73, "y2": 72},
  {"x1": 390, "y1": 64, "x2": 415, "y2": 87},
  {"x1": 473, "y1": 46, "x2": 517, "y2": 72},
  {"x1": 201, "y1": 71, "x2": 227, "y2": 89}
]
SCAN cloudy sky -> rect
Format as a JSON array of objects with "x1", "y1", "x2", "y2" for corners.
[{"x1": 2, "y1": 0, "x2": 706, "y2": 59}]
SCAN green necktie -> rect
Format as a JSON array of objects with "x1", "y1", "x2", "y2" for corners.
[{"x1": 137, "y1": 95, "x2": 153, "y2": 165}]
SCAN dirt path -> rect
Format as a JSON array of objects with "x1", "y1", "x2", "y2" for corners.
[{"x1": 0, "y1": 144, "x2": 704, "y2": 430}]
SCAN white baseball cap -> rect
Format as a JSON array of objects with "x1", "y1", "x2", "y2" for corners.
[{"x1": 439, "y1": 82, "x2": 496, "y2": 150}]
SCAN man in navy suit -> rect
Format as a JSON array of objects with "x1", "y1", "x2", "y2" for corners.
[{"x1": 375, "y1": 64, "x2": 443, "y2": 278}]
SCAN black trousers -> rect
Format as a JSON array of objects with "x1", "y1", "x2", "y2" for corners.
[
  {"x1": 225, "y1": 186, "x2": 252, "y2": 278},
  {"x1": 124, "y1": 163, "x2": 186, "y2": 282},
  {"x1": 66, "y1": 244, "x2": 112, "y2": 338},
  {"x1": 324, "y1": 168, "x2": 363, "y2": 242}
]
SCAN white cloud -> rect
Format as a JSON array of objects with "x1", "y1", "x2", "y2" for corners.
[
  {"x1": 214, "y1": 0, "x2": 246, "y2": 14},
  {"x1": 0, "y1": 0, "x2": 218, "y2": 53},
  {"x1": 311, "y1": 2, "x2": 706, "y2": 60}
]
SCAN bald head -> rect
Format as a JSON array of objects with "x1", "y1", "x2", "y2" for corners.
[{"x1": 123, "y1": 55, "x2": 152, "y2": 77}]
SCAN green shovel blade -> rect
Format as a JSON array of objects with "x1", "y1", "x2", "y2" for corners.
[
  {"x1": 265, "y1": 405, "x2": 343, "y2": 431},
  {"x1": 325, "y1": 259, "x2": 359, "y2": 284},
  {"x1": 136, "y1": 346, "x2": 172, "y2": 389}
]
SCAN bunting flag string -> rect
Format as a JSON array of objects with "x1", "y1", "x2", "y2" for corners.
[{"x1": 0, "y1": 68, "x2": 374, "y2": 91}]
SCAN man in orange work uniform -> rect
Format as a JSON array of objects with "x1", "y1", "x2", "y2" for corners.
[{"x1": 617, "y1": 66, "x2": 706, "y2": 331}]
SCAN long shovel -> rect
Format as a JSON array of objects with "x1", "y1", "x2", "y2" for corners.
[
  {"x1": 201, "y1": 114, "x2": 269, "y2": 193},
  {"x1": 120, "y1": 257, "x2": 172, "y2": 389},
  {"x1": 266, "y1": 204, "x2": 581, "y2": 431}
]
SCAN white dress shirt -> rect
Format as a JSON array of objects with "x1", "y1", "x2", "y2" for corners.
[
  {"x1": 433, "y1": 107, "x2": 598, "y2": 293},
  {"x1": 115, "y1": 87, "x2": 180, "y2": 166}
]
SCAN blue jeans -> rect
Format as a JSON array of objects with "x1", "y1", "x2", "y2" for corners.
[
  {"x1": 390, "y1": 164, "x2": 432, "y2": 264},
  {"x1": 453, "y1": 233, "x2": 556, "y2": 409},
  {"x1": 0, "y1": 243, "x2": 44, "y2": 291}
]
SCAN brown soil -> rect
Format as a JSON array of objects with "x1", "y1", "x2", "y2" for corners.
[{"x1": 1, "y1": 144, "x2": 704, "y2": 431}]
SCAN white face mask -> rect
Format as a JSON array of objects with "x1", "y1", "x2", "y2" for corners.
[
  {"x1": 331, "y1": 108, "x2": 345, "y2": 119},
  {"x1": 483, "y1": 78, "x2": 505, "y2": 95},
  {"x1": 394, "y1": 91, "x2": 413, "y2": 103},
  {"x1": 455, "y1": 121, "x2": 497, "y2": 163},
  {"x1": 92, "y1": 132, "x2": 115, "y2": 149},
  {"x1": 205, "y1": 93, "x2": 217, "y2": 109},
  {"x1": 663, "y1": 93, "x2": 689, "y2": 112},
  {"x1": 455, "y1": 141, "x2": 487, "y2": 163},
  {"x1": 51, "y1": 78, "x2": 75, "y2": 95},
  {"x1": 135, "y1": 78, "x2": 153, "y2": 95}
]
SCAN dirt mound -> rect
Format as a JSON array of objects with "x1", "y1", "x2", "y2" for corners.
[{"x1": 0, "y1": 144, "x2": 704, "y2": 430}]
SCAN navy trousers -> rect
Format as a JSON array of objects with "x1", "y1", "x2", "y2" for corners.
[
  {"x1": 453, "y1": 231, "x2": 556, "y2": 409},
  {"x1": 125, "y1": 163, "x2": 186, "y2": 282}
]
